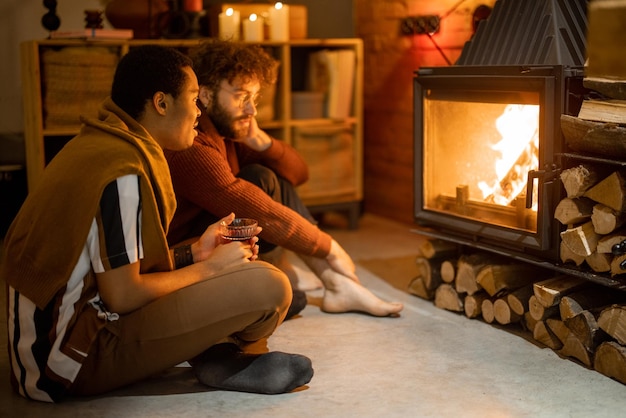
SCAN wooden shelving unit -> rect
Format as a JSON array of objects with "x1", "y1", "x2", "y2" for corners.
[{"x1": 20, "y1": 38, "x2": 363, "y2": 225}]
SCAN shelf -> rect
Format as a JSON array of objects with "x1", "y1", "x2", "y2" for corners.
[
  {"x1": 289, "y1": 117, "x2": 356, "y2": 126},
  {"x1": 257, "y1": 120, "x2": 283, "y2": 129},
  {"x1": 558, "y1": 152, "x2": 626, "y2": 167},
  {"x1": 43, "y1": 127, "x2": 81, "y2": 136},
  {"x1": 21, "y1": 38, "x2": 364, "y2": 222}
]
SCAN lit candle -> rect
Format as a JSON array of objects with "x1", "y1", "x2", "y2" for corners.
[
  {"x1": 243, "y1": 13, "x2": 264, "y2": 42},
  {"x1": 219, "y1": 7, "x2": 240, "y2": 41},
  {"x1": 269, "y1": 2, "x2": 289, "y2": 41},
  {"x1": 183, "y1": 0, "x2": 203, "y2": 12}
]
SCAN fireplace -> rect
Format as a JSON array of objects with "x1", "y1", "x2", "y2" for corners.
[
  {"x1": 413, "y1": 0, "x2": 602, "y2": 280},
  {"x1": 414, "y1": 64, "x2": 584, "y2": 261}
]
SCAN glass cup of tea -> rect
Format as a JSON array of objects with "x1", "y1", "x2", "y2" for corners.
[{"x1": 220, "y1": 218, "x2": 258, "y2": 242}]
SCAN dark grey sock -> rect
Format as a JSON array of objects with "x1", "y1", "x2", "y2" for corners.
[
  {"x1": 193, "y1": 343, "x2": 314, "y2": 394},
  {"x1": 286, "y1": 289, "x2": 307, "y2": 320}
]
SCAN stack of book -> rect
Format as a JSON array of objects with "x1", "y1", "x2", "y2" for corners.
[
  {"x1": 306, "y1": 49, "x2": 356, "y2": 119},
  {"x1": 48, "y1": 28, "x2": 133, "y2": 40}
]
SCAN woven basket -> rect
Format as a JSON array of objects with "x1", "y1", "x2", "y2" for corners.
[
  {"x1": 42, "y1": 46, "x2": 119, "y2": 128},
  {"x1": 293, "y1": 123, "x2": 355, "y2": 198}
]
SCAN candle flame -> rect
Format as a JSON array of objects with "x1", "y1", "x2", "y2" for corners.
[
  {"x1": 226, "y1": 7, "x2": 234, "y2": 17},
  {"x1": 275, "y1": 2, "x2": 284, "y2": 10},
  {"x1": 250, "y1": 13, "x2": 258, "y2": 22}
]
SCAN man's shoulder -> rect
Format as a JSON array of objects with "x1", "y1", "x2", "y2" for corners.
[
  {"x1": 196, "y1": 129, "x2": 225, "y2": 147},
  {"x1": 180, "y1": 132, "x2": 227, "y2": 156}
]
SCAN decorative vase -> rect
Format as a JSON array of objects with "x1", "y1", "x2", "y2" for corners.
[{"x1": 104, "y1": 0, "x2": 171, "y2": 39}]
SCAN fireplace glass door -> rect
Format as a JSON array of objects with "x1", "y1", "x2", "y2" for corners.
[
  {"x1": 423, "y1": 90, "x2": 540, "y2": 232},
  {"x1": 414, "y1": 66, "x2": 564, "y2": 252}
]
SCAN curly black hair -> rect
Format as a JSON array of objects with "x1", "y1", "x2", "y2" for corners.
[
  {"x1": 190, "y1": 39, "x2": 278, "y2": 92},
  {"x1": 111, "y1": 45, "x2": 193, "y2": 120}
]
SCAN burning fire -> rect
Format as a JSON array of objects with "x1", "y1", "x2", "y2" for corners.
[{"x1": 478, "y1": 104, "x2": 539, "y2": 210}]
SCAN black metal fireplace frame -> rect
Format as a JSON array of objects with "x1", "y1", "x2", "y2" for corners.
[
  {"x1": 412, "y1": 64, "x2": 626, "y2": 289},
  {"x1": 413, "y1": 64, "x2": 585, "y2": 263}
]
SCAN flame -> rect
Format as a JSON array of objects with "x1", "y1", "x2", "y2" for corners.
[{"x1": 477, "y1": 104, "x2": 539, "y2": 209}]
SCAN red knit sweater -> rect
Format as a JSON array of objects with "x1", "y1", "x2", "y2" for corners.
[{"x1": 164, "y1": 113, "x2": 332, "y2": 258}]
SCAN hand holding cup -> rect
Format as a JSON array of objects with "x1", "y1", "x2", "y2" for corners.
[{"x1": 220, "y1": 218, "x2": 259, "y2": 242}]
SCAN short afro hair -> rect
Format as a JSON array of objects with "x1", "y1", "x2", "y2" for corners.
[{"x1": 111, "y1": 45, "x2": 193, "y2": 120}]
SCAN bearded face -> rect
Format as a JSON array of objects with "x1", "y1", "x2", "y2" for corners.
[
  {"x1": 205, "y1": 96, "x2": 246, "y2": 140},
  {"x1": 206, "y1": 79, "x2": 261, "y2": 141}
]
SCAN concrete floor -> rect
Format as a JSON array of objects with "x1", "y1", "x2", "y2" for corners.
[{"x1": 2, "y1": 214, "x2": 626, "y2": 417}]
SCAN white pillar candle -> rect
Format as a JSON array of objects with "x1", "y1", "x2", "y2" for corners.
[
  {"x1": 243, "y1": 13, "x2": 264, "y2": 42},
  {"x1": 269, "y1": 2, "x2": 289, "y2": 41},
  {"x1": 219, "y1": 7, "x2": 240, "y2": 41}
]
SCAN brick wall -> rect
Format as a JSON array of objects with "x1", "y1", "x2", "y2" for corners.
[{"x1": 355, "y1": 0, "x2": 497, "y2": 224}]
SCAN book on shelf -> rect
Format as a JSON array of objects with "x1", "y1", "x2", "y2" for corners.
[
  {"x1": 307, "y1": 49, "x2": 356, "y2": 119},
  {"x1": 48, "y1": 28, "x2": 134, "y2": 40},
  {"x1": 577, "y1": 99, "x2": 626, "y2": 124}
]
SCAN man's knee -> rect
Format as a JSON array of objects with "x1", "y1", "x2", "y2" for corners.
[
  {"x1": 245, "y1": 261, "x2": 292, "y2": 309},
  {"x1": 237, "y1": 164, "x2": 278, "y2": 191}
]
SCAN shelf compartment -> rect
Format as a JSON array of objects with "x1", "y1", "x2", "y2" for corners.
[
  {"x1": 293, "y1": 123, "x2": 357, "y2": 199},
  {"x1": 40, "y1": 45, "x2": 119, "y2": 129}
]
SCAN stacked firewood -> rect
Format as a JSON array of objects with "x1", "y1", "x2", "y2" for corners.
[
  {"x1": 558, "y1": 0, "x2": 626, "y2": 278},
  {"x1": 555, "y1": 165, "x2": 626, "y2": 276},
  {"x1": 408, "y1": 239, "x2": 626, "y2": 385}
]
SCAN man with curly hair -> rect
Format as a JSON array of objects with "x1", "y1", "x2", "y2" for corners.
[{"x1": 165, "y1": 39, "x2": 403, "y2": 317}]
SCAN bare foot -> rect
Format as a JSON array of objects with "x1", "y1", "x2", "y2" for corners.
[
  {"x1": 299, "y1": 253, "x2": 403, "y2": 317},
  {"x1": 321, "y1": 274, "x2": 404, "y2": 317}
]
